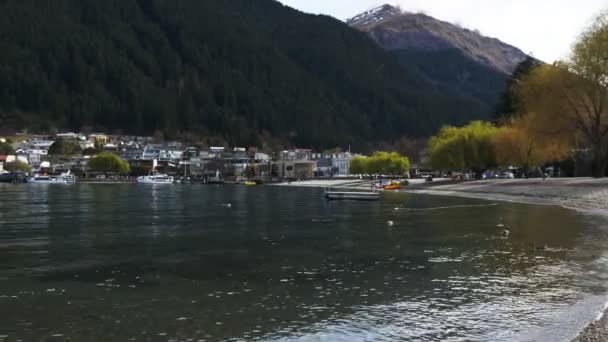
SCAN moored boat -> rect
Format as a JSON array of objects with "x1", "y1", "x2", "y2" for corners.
[
  {"x1": 383, "y1": 183, "x2": 401, "y2": 191},
  {"x1": 136, "y1": 174, "x2": 174, "y2": 184},
  {"x1": 325, "y1": 190, "x2": 380, "y2": 201},
  {"x1": 136, "y1": 159, "x2": 174, "y2": 184},
  {"x1": 28, "y1": 171, "x2": 76, "y2": 184}
]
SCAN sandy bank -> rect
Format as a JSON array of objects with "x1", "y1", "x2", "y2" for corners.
[{"x1": 408, "y1": 178, "x2": 608, "y2": 212}]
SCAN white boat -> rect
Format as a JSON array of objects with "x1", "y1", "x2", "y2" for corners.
[
  {"x1": 136, "y1": 174, "x2": 174, "y2": 184},
  {"x1": 324, "y1": 190, "x2": 380, "y2": 201},
  {"x1": 136, "y1": 159, "x2": 174, "y2": 184},
  {"x1": 28, "y1": 171, "x2": 76, "y2": 184}
]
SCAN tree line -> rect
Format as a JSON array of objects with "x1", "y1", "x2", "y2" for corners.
[
  {"x1": 0, "y1": 0, "x2": 492, "y2": 150},
  {"x1": 428, "y1": 10, "x2": 608, "y2": 177}
]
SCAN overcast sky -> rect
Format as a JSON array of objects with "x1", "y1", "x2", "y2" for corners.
[{"x1": 278, "y1": 0, "x2": 606, "y2": 62}]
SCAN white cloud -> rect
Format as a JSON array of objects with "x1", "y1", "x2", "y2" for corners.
[{"x1": 279, "y1": 0, "x2": 607, "y2": 62}]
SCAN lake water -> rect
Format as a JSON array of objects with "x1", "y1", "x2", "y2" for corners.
[{"x1": 1, "y1": 184, "x2": 608, "y2": 341}]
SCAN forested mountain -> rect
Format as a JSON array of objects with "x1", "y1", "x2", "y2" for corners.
[
  {"x1": 0, "y1": 0, "x2": 495, "y2": 148},
  {"x1": 349, "y1": 5, "x2": 529, "y2": 115}
]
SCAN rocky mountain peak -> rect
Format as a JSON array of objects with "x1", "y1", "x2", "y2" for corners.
[
  {"x1": 348, "y1": 5, "x2": 528, "y2": 74},
  {"x1": 346, "y1": 4, "x2": 402, "y2": 27}
]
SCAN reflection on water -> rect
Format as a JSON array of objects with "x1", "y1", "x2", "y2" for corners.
[{"x1": 0, "y1": 184, "x2": 608, "y2": 341}]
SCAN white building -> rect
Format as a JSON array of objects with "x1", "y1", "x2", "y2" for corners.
[
  {"x1": 332, "y1": 153, "x2": 354, "y2": 176},
  {"x1": 56, "y1": 132, "x2": 80, "y2": 140},
  {"x1": 30, "y1": 140, "x2": 55, "y2": 149},
  {"x1": 142, "y1": 145, "x2": 183, "y2": 162}
]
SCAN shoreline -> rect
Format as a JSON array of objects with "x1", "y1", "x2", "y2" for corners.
[{"x1": 276, "y1": 178, "x2": 608, "y2": 341}]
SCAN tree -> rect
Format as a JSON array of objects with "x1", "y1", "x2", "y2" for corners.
[
  {"x1": 349, "y1": 152, "x2": 410, "y2": 175},
  {"x1": 48, "y1": 138, "x2": 82, "y2": 156},
  {"x1": 244, "y1": 165, "x2": 257, "y2": 179},
  {"x1": 87, "y1": 152, "x2": 130, "y2": 175},
  {"x1": 516, "y1": 12, "x2": 608, "y2": 177},
  {"x1": 349, "y1": 156, "x2": 368, "y2": 175},
  {"x1": 0, "y1": 142, "x2": 14, "y2": 155},
  {"x1": 495, "y1": 114, "x2": 571, "y2": 173},
  {"x1": 391, "y1": 136, "x2": 425, "y2": 165},
  {"x1": 494, "y1": 55, "x2": 543, "y2": 119},
  {"x1": 428, "y1": 121, "x2": 499, "y2": 176},
  {"x1": 82, "y1": 147, "x2": 98, "y2": 156},
  {"x1": 4, "y1": 161, "x2": 31, "y2": 173}
]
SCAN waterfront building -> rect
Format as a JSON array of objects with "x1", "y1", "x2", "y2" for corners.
[
  {"x1": 280, "y1": 149, "x2": 313, "y2": 161},
  {"x1": 56, "y1": 132, "x2": 81, "y2": 140},
  {"x1": 271, "y1": 160, "x2": 316, "y2": 179},
  {"x1": 88, "y1": 133, "x2": 109, "y2": 145}
]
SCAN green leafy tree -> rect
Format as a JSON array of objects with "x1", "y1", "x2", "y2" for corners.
[
  {"x1": 48, "y1": 139, "x2": 82, "y2": 156},
  {"x1": 515, "y1": 11, "x2": 608, "y2": 177},
  {"x1": 349, "y1": 156, "x2": 369, "y2": 175},
  {"x1": 4, "y1": 161, "x2": 32, "y2": 173},
  {"x1": 428, "y1": 121, "x2": 499, "y2": 176},
  {"x1": 0, "y1": 142, "x2": 14, "y2": 155},
  {"x1": 87, "y1": 152, "x2": 130, "y2": 175},
  {"x1": 349, "y1": 152, "x2": 410, "y2": 175},
  {"x1": 494, "y1": 55, "x2": 542, "y2": 119}
]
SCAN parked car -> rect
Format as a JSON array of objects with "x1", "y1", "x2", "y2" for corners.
[{"x1": 499, "y1": 172, "x2": 515, "y2": 179}]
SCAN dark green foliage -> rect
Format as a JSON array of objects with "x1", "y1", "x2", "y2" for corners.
[
  {"x1": 494, "y1": 56, "x2": 543, "y2": 119},
  {"x1": 0, "y1": 143, "x2": 15, "y2": 155},
  {"x1": 88, "y1": 152, "x2": 130, "y2": 174},
  {"x1": 48, "y1": 139, "x2": 82, "y2": 156},
  {"x1": 4, "y1": 161, "x2": 32, "y2": 173},
  {"x1": 391, "y1": 49, "x2": 509, "y2": 116},
  {"x1": 0, "y1": 0, "x2": 494, "y2": 148}
]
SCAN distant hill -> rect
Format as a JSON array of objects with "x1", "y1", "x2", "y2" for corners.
[
  {"x1": 0, "y1": 0, "x2": 498, "y2": 148},
  {"x1": 348, "y1": 4, "x2": 529, "y2": 113}
]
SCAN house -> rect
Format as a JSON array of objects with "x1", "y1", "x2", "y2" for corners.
[
  {"x1": 316, "y1": 158, "x2": 334, "y2": 177},
  {"x1": 332, "y1": 153, "x2": 354, "y2": 176},
  {"x1": 272, "y1": 160, "x2": 316, "y2": 179},
  {"x1": 6, "y1": 155, "x2": 29, "y2": 164},
  {"x1": 79, "y1": 141, "x2": 95, "y2": 150},
  {"x1": 141, "y1": 144, "x2": 183, "y2": 162},
  {"x1": 56, "y1": 132, "x2": 80, "y2": 140},
  {"x1": 254, "y1": 153, "x2": 271, "y2": 163},
  {"x1": 209, "y1": 147, "x2": 225, "y2": 158},
  {"x1": 89, "y1": 133, "x2": 109, "y2": 145},
  {"x1": 30, "y1": 139, "x2": 55, "y2": 149},
  {"x1": 280, "y1": 149, "x2": 313, "y2": 161}
]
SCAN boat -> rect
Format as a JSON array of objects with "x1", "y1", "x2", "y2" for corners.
[
  {"x1": 0, "y1": 171, "x2": 27, "y2": 183},
  {"x1": 0, "y1": 171, "x2": 12, "y2": 183},
  {"x1": 325, "y1": 190, "x2": 380, "y2": 201},
  {"x1": 383, "y1": 183, "x2": 401, "y2": 191},
  {"x1": 137, "y1": 174, "x2": 174, "y2": 184},
  {"x1": 28, "y1": 171, "x2": 76, "y2": 184},
  {"x1": 136, "y1": 159, "x2": 174, "y2": 184},
  {"x1": 245, "y1": 181, "x2": 257, "y2": 186}
]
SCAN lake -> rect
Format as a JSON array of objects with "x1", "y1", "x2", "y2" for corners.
[{"x1": 1, "y1": 184, "x2": 608, "y2": 341}]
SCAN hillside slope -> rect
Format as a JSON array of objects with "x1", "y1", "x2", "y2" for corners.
[
  {"x1": 349, "y1": 5, "x2": 528, "y2": 112},
  {"x1": 0, "y1": 0, "x2": 492, "y2": 148}
]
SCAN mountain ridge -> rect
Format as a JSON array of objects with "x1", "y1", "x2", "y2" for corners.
[
  {"x1": 0, "y1": 0, "x2": 496, "y2": 148},
  {"x1": 348, "y1": 4, "x2": 528, "y2": 74}
]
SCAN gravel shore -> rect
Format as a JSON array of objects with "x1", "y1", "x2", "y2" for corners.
[{"x1": 409, "y1": 178, "x2": 608, "y2": 212}]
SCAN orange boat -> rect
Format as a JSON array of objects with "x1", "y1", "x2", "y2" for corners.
[{"x1": 383, "y1": 183, "x2": 401, "y2": 191}]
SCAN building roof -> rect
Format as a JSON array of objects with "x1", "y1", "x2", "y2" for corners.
[{"x1": 0, "y1": 155, "x2": 6, "y2": 161}]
